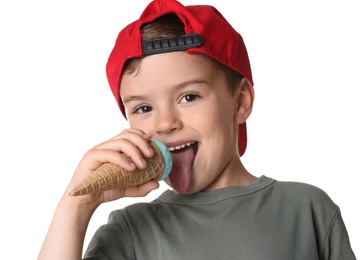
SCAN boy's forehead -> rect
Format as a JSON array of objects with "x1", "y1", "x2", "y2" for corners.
[{"x1": 120, "y1": 52, "x2": 221, "y2": 92}]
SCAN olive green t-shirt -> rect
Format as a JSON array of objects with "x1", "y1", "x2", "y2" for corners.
[{"x1": 84, "y1": 176, "x2": 356, "y2": 259}]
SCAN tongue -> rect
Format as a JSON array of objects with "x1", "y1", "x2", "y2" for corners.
[{"x1": 169, "y1": 145, "x2": 195, "y2": 194}]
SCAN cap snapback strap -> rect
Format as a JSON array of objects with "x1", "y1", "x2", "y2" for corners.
[{"x1": 142, "y1": 33, "x2": 203, "y2": 56}]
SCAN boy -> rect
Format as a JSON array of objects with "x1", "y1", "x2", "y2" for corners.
[{"x1": 38, "y1": 0, "x2": 356, "y2": 259}]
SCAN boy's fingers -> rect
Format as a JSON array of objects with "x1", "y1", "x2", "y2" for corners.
[
  {"x1": 95, "y1": 129, "x2": 153, "y2": 152},
  {"x1": 110, "y1": 128, "x2": 150, "y2": 141},
  {"x1": 87, "y1": 132, "x2": 154, "y2": 170}
]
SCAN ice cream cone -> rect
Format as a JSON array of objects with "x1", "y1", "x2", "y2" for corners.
[{"x1": 69, "y1": 140, "x2": 171, "y2": 196}]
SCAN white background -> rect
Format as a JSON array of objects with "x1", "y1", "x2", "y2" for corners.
[{"x1": 0, "y1": 0, "x2": 362, "y2": 259}]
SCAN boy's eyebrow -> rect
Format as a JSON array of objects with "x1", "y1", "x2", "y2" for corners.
[
  {"x1": 176, "y1": 79, "x2": 208, "y2": 89},
  {"x1": 122, "y1": 95, "x2": 147, "y2": 105},
  {"x1": 122, "y1": 80, "x2": 208, "y2": 104}
]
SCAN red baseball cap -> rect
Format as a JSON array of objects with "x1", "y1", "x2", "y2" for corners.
[{"x1": 106, "y1": 0, "x2": 253, "y2": 156}]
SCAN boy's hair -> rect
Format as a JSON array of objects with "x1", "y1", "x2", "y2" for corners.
[{"x1": 106, "y1": 0, "x2": 253, "y2": 156}]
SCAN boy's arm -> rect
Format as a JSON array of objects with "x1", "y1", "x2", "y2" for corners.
[
  {"x1": 37, "y1": 194, "x2": 98, "y2": 260},
  {"x1": 38, "y1": 130, "x2": 157, "y2": 260}
]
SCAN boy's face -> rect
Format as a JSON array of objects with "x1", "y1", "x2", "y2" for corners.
[{"x1": 120, "y1": 52, "x2": 248, "y2": 193}]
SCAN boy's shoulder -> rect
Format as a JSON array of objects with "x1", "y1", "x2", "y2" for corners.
[
  {"x1": 271, "y1": 177, "x2": 338, "y2": 211},
  {"x1": 274, "y1": 178, "x2": 330, "y2": 196}
]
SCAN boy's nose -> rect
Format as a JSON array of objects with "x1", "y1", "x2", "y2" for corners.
[{"x1": 155, "y1": 109, "x2": 182, "y2": 135}]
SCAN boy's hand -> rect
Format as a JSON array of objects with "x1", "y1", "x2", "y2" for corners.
[{"x1": 64, "y1": 128, "x2": 159, "y2": 207}]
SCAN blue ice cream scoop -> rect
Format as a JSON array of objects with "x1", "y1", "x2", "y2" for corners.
[{"x1": 152, "y1": 139, "x2": 172, "y2": 181}]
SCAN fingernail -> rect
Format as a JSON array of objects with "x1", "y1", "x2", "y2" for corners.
[
  {"x1": 142, "y1": 158, "x2": 147, "y2": 166},
  {"x1": 129, "y1": 162, "x2": 136, "y2": 169}
]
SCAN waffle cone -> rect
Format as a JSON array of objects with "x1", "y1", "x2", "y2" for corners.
[{"x1": 69, "y1": 141, "x2": 165, "y2": 196}]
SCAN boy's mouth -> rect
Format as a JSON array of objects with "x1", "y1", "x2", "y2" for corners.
[
  {"x1": 168, "y1": 141, "x2": 195, "y2": 152},
  {"x1": 167, "y1": 141, "x2": 198, "y2": 194}
]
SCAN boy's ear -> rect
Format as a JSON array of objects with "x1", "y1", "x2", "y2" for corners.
[{"x1": 234, "y1": 78, "x2": 254, "y2": 124}]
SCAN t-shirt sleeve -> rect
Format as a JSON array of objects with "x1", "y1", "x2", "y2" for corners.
[
  {"x1": 83, "y1": 211, "x2": 135, "y2": 260},
  {"x1": 320, "y1": 208, "x2": 356, "y2": 260}
]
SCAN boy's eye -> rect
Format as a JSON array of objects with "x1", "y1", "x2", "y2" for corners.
[
  {"x1": 180, "y1": 93, "x2": 199, "y2": 103},
  {"x1": 134, "y1": 105, "x2": 152, "y2": 114}
]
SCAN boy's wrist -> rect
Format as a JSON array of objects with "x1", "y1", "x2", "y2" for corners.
[{"x1": 60, "y1": 193, "x2": 100, "y2": 221}]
